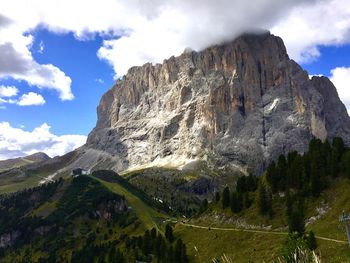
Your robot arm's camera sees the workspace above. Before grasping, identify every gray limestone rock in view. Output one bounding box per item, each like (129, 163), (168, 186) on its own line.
(84, 32), (350, 174)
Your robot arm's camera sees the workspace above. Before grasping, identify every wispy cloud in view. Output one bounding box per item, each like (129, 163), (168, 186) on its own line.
(38, 40), (44, 54)
(95, 78), (104, 84)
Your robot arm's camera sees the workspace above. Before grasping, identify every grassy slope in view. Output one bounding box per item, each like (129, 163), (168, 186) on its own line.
(90, 174), (167, 232)
(0, 174), (42, 194)
(1, 165), (350, 261)
(0, 151), (77, 195)
(174, 177), (350, 262)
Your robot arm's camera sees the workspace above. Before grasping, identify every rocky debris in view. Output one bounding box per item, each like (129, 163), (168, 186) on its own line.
(0, 231), (20, 248)
(179, 176), (218, 195)
(91, 198), (129, 220)
(84, 31), (350, 174)
(306, 202), (330, 226)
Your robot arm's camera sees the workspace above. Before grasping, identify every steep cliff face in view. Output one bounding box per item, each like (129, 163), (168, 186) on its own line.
(85, 32), (350, 173)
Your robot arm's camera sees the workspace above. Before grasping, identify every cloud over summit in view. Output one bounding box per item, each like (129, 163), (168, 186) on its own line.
(2, 0), (349, 78)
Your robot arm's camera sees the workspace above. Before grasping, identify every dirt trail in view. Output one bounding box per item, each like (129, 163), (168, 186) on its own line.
(179, 222), (348, 244)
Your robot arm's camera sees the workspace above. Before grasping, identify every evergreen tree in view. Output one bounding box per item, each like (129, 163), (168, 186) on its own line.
(246, 174), (258, 192)
(307, 231), (317, 250)
(330, 137), (345, 177)
(266, 161), (279, 193)
(222, 186), (230, 209)
(341, 151), (350, 178)
(142, 230), (151, 254)
(199, 199), (208, 213)
(230, 191), (243, 213)
(150, 227), (157, 239)
(285, 190), (292, 218)
(174, 238), (188, 263)
(243, 192), (252, 209)
(165, 224), (174, 243)
(288, 197), (305, 235)
(215, 192), (220, 202)
(236, 176), (247, 193)
(310, 169), (321, 197)
(277, 155), (287, 190)
(257, 182), (272, 215)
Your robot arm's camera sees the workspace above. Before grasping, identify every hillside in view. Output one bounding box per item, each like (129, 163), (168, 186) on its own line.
(0, 153), (50, 173)
(0, 173), (191, 263)
(1, 170), (349, 262)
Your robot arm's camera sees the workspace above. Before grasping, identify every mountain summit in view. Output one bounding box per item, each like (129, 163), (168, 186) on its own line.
(81, 32), (350, 174)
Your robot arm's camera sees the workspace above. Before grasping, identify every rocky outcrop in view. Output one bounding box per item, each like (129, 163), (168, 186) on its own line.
(0, 231), (20, 248)
(91, 198), (128, 220)
(85, 32), (350, 174)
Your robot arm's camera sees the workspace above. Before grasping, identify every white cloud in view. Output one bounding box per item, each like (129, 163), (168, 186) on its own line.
(0, 0), (349, 88)
(17, 92), (45, 106)
(272, 0), (350, 63)
(329, 67), (350, 114)
(0, 85), (18, 97)
(0, 122), (87, 160)
(0, 0), (322, 78)
(0, 26), (73, 100)
(96, 0), (316, 76)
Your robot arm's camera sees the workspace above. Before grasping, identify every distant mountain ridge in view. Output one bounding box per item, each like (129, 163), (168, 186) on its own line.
(0, 152), (50, 172)
(80, 31), (350, 174)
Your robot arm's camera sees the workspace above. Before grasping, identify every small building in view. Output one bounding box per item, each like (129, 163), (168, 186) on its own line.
(72, 168), (88, 177)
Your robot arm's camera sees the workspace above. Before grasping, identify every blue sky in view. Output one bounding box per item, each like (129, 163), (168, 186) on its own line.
(0, 0), (349, 159)
(304, 45), (350, 76)
(0, 30), (115, 135)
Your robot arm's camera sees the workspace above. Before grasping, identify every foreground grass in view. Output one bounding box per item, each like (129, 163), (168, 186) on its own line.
(175, 223), (284, 262)
(175, 222), (350, 262)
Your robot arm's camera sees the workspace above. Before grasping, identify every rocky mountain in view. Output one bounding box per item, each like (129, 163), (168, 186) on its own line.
(0, 152), (50, 173)
(79, 31), (350, 174)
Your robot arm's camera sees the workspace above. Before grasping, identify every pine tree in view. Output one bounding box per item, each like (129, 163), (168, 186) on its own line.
(199, 199), (208, 213)
(257, 182), (272, 215)
(243, 192), (252, 209)
(266, 161), (279, 193)
(175, 238), (182, 262)
(150, 227), (157, 239)
(330, 137), (345, 177)
(142, 230), (151, 254)
(215, 192), (220, 202)
(288, 197), (305, 235)
(285, 190), (292, 218)
(222, 186), (230, 209)
(310, 169), (321, 197)
(230, 191), (243, 213)
(246, 174), (258, 191)
(307, 231), (317, 250)
(341, 151), (350, 178)
(165, 224), (174, 243)
(236, 176), (247, 193)
(277, 155), (287, 190)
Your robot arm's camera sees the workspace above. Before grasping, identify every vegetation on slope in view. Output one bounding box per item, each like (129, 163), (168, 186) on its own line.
(1, 137), (350, 262)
